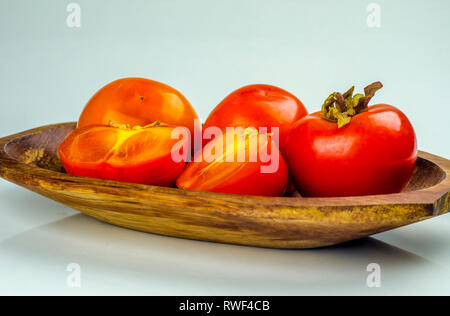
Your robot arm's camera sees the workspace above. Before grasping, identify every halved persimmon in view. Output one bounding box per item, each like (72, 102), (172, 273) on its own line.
(176, 128), (288, 196)
(58, 122), (188, 186)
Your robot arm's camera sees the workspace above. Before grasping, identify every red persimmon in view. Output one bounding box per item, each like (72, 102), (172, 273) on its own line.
(284, 82), (417, 197)
(176, 127), (288, 196)
(202, 84), (308, 153)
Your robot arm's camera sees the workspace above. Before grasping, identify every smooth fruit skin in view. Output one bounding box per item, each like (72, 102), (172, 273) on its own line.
(202, 84), (308, 153)
(58, 125), (188, 187)
(284, 104), (417, 197)
(176, 131), (288, 197)
(78, 77), (201, 149)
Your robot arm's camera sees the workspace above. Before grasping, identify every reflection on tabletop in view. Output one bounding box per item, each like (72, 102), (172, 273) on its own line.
(0, 183), (449, 295)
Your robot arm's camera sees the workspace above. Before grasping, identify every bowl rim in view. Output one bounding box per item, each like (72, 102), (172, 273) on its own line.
(0, 122), (449, 208)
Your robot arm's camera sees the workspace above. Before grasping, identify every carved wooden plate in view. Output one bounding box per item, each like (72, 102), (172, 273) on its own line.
(0, 122), (448, 248)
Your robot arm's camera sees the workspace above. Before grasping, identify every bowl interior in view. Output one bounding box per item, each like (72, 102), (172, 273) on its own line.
(4, 123), (447, 194)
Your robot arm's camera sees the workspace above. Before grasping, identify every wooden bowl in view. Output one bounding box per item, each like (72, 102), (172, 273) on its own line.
(0, 122), (449, 249)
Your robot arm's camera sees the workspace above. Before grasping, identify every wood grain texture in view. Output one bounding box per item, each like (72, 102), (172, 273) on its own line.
(0, 122), (449, 249)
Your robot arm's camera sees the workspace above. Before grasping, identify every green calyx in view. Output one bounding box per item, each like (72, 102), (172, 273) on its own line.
(321, 81), (383, 128)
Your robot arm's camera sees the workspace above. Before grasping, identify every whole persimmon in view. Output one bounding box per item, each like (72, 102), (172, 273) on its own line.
(78, 77), (201, 151)
(202, 84), (308, 153)
(284, 82), (417, 197)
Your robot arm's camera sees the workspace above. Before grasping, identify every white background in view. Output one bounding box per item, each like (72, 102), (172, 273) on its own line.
(0, 0), (449, 295)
